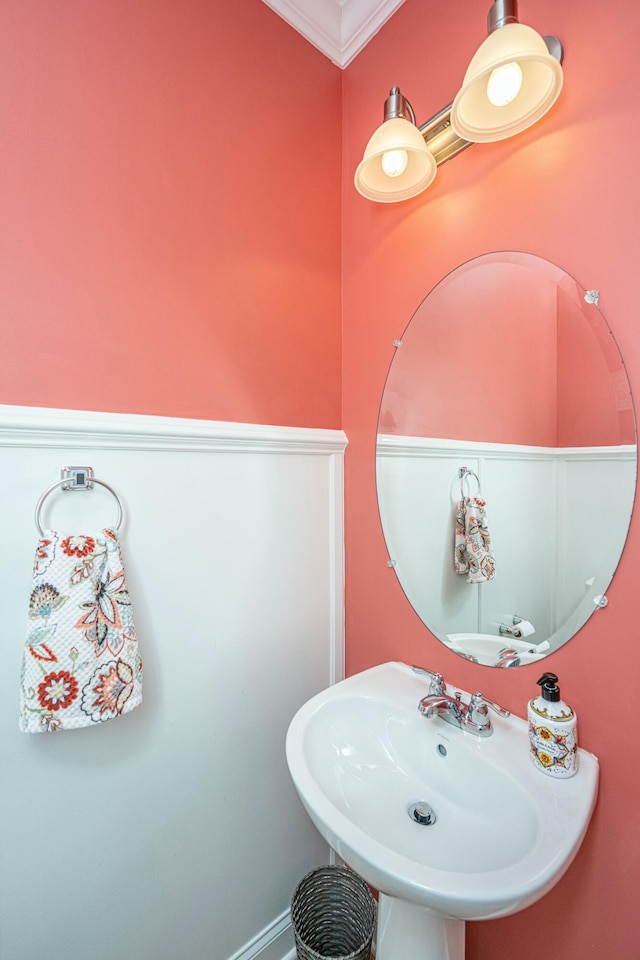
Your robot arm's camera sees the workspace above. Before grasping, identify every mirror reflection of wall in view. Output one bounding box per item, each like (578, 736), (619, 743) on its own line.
(376, 252), (636, 667)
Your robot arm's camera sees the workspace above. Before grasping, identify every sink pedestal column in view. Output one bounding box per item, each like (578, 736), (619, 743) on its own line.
(376, 894), (465, 960)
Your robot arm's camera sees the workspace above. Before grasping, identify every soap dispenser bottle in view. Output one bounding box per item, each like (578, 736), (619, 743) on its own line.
(528, 672), (578, 778)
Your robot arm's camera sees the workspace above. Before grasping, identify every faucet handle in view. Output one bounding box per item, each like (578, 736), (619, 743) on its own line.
(411, 665), (445, 695)
(483, 694), (510, 718)
(468, 691), (510, 725)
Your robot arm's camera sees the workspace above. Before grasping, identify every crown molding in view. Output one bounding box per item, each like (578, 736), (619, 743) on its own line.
(261, 0), (406, 68)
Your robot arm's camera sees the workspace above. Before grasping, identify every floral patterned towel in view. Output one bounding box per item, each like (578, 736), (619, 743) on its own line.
(454, 496), (496, 584)
(19, 528), (143, 733)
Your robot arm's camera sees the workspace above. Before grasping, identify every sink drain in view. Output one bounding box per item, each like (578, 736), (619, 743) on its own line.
(408, 801), (436, 825)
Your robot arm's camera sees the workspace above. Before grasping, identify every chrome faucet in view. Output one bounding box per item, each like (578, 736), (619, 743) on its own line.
(415, 672), (510, 738)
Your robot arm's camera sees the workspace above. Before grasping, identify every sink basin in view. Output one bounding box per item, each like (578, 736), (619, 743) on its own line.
(286, 662), (599, 960)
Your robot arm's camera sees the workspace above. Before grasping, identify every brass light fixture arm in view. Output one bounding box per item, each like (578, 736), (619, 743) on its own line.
(419, 104), (473, 167)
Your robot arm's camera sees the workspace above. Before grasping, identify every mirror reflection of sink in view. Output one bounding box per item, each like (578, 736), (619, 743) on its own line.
(445, 632), (550, 665)
(286, 662), (599, 960)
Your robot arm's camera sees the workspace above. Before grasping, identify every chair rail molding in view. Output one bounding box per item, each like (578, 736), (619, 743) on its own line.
(0, 404), (347, 456)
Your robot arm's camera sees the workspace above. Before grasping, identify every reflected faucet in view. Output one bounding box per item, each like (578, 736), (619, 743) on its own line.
(495, 647), (521, 668)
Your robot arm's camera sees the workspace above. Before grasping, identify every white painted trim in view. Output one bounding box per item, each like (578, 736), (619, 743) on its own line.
(328, 449), (346, 685)
(377, 434), (636, 461)
(262, 0), (342, 64)
(228, 909), (295, 960)
(0, 405), (348, 455)
(261, 0), (406, 67)
(340, 0), (407, 67)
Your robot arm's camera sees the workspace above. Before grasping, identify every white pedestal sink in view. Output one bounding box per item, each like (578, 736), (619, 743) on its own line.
(285, 662), (599, 960)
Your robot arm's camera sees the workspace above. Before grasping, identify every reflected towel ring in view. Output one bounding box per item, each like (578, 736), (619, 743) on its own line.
(459, 466), (481, 498)
(34, 478), (123, 536)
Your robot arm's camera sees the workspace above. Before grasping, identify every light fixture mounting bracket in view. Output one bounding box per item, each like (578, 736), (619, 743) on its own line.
(384, 86), (416, 124)
(488, 0), (519, 33)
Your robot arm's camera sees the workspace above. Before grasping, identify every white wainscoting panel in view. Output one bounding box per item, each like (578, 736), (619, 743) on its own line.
(0, 406), (347, 960)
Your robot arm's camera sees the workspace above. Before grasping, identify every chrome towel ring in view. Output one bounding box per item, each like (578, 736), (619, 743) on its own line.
(458, 466), (481, 498)
(34, 469), (123, 536)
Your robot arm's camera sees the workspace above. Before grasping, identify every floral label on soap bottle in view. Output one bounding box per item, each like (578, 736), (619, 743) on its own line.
(529, 721), (578, 777)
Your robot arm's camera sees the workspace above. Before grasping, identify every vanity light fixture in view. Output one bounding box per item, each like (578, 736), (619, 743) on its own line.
(354, 0), (563, 203)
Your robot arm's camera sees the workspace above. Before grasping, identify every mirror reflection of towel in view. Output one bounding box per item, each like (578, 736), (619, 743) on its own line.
(454, 496), (496, 583)
(19, 528), (143, 732)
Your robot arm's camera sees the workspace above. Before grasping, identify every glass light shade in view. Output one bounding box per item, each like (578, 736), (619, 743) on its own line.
(354, 117), (437, 203)
(450, 22), (563, 143)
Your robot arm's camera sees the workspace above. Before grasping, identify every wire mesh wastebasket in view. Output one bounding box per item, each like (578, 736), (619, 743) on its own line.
(291, 865), (377, 960)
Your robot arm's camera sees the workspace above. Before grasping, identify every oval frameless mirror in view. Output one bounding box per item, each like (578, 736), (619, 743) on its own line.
(376, 252), (637, 667)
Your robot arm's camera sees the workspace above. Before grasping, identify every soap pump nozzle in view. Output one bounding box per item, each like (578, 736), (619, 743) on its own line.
(536, 672), (560, 701)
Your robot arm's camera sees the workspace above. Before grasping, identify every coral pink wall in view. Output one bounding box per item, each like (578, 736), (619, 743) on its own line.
(0, 0), (342, 427)
(342, 0), (640, 956)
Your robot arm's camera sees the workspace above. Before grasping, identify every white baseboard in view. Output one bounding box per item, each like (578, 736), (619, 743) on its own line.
(228, 910), (295, 960)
